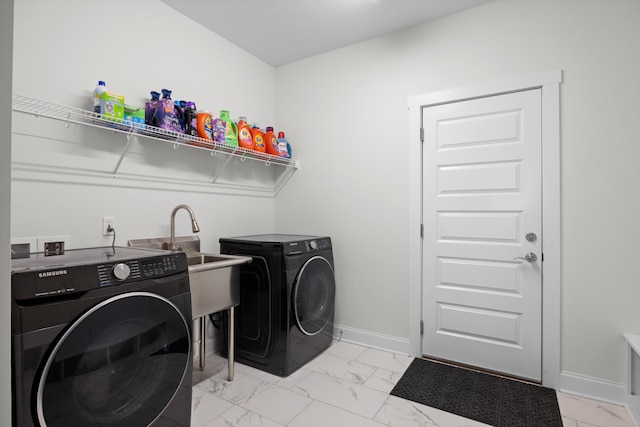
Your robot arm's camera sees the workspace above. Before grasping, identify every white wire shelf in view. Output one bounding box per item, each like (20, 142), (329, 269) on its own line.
(12, 94), (297, 167)
(11, 94), (298, 195)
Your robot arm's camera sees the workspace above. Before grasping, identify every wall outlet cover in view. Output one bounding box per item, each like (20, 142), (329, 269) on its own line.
(102, 217), (115, 236)
(37, 235), (71, 253)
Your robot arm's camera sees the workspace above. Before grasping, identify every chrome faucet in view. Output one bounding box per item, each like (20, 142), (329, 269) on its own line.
(169, 204), (200, 251)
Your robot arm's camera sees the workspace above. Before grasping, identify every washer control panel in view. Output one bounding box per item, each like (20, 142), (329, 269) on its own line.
(11, 249), (188, 302)
(306, 238), (331, 251)
(284, 237), (332, 255)
(140, 255), (180, 278)
(98, 254), (182, 287)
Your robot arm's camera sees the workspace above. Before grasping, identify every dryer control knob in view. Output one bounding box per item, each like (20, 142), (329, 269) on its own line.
(309, 240), (318, 250)
(113, 263), (131, 281)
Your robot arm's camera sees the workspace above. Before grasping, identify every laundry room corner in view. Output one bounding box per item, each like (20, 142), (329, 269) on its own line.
(274, 56), (411, 354)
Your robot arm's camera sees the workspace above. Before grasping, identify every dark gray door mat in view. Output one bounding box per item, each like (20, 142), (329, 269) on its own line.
(390, 358), (562, 427)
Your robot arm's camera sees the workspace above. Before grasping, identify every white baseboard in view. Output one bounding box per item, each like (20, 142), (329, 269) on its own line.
(329, 327), (631, 410)
(195, 319), (633, 416)
(560, 370), (627, 406)
(197, 321), (412, 359)
(333, 323), (411, 355)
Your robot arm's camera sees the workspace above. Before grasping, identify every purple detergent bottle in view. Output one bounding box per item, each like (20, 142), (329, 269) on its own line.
(176, 100), (187, 133)
(145, 91), (160, 126)
(184, 102), (198, 137)
(154, 89), (184, 133)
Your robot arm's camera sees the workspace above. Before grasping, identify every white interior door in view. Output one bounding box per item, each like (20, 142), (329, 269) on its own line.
(421, 89), (542, 381)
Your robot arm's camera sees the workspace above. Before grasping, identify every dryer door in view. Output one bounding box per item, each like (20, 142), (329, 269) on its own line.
(35, 292), (190, 427)
(293, 256), (336, 336)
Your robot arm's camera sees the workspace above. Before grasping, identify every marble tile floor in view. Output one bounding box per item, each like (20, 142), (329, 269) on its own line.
(191, 341), (636, 427)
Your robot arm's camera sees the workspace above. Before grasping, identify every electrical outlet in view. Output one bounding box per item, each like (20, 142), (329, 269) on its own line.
(102, 217), (115, 236)
(44, 241), (65, 256)
(36, 235), (71, 252)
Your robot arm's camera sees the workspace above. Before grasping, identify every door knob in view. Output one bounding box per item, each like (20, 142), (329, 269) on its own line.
(514, 253), (537, 262)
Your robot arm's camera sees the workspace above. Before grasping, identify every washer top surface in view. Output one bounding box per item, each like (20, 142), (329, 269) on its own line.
(11, 246), (170, 273)
(220, 234), (326, 244)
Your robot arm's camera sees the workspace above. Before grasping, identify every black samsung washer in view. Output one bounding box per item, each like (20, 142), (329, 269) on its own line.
(11, 246), (192, 427)
(220, 234), (335, 377)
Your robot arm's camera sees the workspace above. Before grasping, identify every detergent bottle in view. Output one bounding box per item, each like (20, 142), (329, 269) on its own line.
(219, 110), (238, 147)
(276, 131), (292, 158)
(183, 102), (198, 137)
(176, 100), (187, 132)
(196, 112), (214, 147)
(92, 80), (106, 114)
(145, 91), (160, 126)
(264, 126), (279, 156)
(251, 124), (266, 154)
(236, 116), (254, 150)
(154, 89), (184, 133)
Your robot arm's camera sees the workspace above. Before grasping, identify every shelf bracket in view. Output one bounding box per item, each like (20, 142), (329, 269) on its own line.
(273, 162), (298, 195)
(211, 155), (234, 184)
(112, 130), (136, 177)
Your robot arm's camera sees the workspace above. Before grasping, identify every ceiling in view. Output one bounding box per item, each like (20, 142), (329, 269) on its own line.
(160, 0), (492, 67)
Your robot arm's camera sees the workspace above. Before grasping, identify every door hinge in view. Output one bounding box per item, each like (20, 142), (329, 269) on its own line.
(420, 320), (424, 335)
(420, 127), (424, 143)
(420, 224), (424, 238)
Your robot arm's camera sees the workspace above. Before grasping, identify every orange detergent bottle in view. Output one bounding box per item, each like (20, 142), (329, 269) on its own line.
(265, 126), (279, 156)
(237, 116), (254, 150)
(196, 112), (214, 141)
(251, 124), (266, 153)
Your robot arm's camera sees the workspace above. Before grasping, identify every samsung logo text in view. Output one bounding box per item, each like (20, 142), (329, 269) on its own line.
(39, 269), (68, 278)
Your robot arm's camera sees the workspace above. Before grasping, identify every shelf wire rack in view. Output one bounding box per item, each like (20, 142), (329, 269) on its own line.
(11, 94), (298, 169)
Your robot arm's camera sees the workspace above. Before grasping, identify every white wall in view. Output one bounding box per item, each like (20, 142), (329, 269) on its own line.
(275, 0), (640, 400)
(10, 1), (279, 418)
(1, 0), (13, 424)
(12, 0), (279, 250)
(10, 0), (640, 410)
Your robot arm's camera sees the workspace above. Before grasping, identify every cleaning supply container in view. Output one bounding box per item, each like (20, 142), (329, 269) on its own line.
(92, 81), (105, 114)
(276, 132), (292, 158)
(154, 89), (184, 133)
(251, 124), (266, 154)
(145, 91), (160, 126)
(265, 127), (279, 156)
(196, 112), (214, 141)
(184, 102), (198, 137)
(219, 110), (238, 147)
(237, 116), (254, 150)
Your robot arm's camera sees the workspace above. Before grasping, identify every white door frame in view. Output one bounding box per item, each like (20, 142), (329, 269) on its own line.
(408, 70), (562, 389)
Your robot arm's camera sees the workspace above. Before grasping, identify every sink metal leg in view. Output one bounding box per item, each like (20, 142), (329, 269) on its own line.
(228, 306), (234, 381)
(194, 311), (234, 380)
(199, 316), (206, 371)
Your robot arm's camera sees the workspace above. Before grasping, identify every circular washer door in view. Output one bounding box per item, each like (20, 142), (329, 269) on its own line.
(293, 256), (335, 336)
(36, 292), (191, 427)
